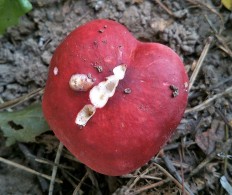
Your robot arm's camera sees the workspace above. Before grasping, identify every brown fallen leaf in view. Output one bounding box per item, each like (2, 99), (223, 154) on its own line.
(195, 120), (224, 155)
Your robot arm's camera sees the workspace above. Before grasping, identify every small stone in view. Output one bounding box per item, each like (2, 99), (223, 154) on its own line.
(41, 51), (51, 65)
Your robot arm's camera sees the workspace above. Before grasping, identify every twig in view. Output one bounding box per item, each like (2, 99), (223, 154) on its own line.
(187, 150), (217, 179)
(154, 0), (175, 17)
(63, 169), (95, 190)
(210, 76), (232, 90)
(0, 88), (44, 111)
(186, 0), (224, 33)
(62, 151), (81, 163)
(185, 86), (232, 113)
(35, 157), (74, 170)
(220, 117), (230, 195)
(187, 139), (232, 179)
(179, 145), (186, 195)
(160, 151), (194, 195)
(121, 174), (162, 181)
(86, 167), (101, 191)
(215, 34), (232, 57)
(48, 142), (64, 195)
(205, 13), (232, 58)
(188, 36), (213, 90)
(18, 143), (48, 191)
(154, 163), (191, 195)
(61, 169), (77, 188)
(154, 0), (187, 18)
(133, 178), (170, 194)
(204, 14), (218, 34)
(216, 109), (232, 129)
(223, 125), (229, 175)
(164, 140), (195, 151)
(0, 97), (13, 112)
(160, 152), (182, 183)
(0, 156), (62, 183)
(127, 166), (157, 190)
(73, 171), (89, 195)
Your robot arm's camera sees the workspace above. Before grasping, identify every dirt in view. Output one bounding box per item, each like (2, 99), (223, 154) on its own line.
(0, 0), (232, 194)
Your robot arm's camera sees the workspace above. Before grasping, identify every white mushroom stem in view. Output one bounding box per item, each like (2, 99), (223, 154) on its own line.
(75, 64), (127, 126)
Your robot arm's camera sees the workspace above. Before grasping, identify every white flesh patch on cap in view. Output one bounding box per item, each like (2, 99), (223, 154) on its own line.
(113, 64), (126, 80)
(69, 74), (94, 91)
(75, 104), (96, 126)
(75, 64), (127, 126)
(89, 76), (119, 108)
(90, 64), (127, 108)
(53, 67), (58, 75)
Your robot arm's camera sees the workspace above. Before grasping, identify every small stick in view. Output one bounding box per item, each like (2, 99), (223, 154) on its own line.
(188, 36), (213, 90)
(154, 0), (175, 17)
(0, 97), (13, 112)
(128, 167), (153, 190)
(187, 151), (217, 179)
(18, 143), (48, 191)
(0, 88), (44, 111)
(48, 142), (64, 195)
(0, 156), (62, 183)
(186, 0), (224, 33)
(205, 13), (232, 57)
(164, 140), (195, 151)
(179, 145), (186, 195)
(187, 139), (232, 179)
(210, 76), (232, 90)
(216, 109), (232, 129)
(160, 151), (194, 195)
(61, 169), (77, 188)
(185, 86), (232, 113)
(35, 158), (74, 170)
(154, 163), (191, 195)
(73, 171), (89, 195)
(154, 0), (188, 18)
(133, 178), (170, 194)
(215, 34), (232, 57)
(121, 174), (162, 181)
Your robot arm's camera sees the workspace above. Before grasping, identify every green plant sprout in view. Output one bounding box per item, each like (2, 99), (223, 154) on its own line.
(0, 0), (32, 35)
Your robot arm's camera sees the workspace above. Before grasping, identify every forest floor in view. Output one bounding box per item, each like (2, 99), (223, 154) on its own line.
(0, 0), (232, 194)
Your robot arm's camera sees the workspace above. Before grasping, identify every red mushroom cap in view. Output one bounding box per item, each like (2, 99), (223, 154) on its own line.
(42, 19), (189, 176)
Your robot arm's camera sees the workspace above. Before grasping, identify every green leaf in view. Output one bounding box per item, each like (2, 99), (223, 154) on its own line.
(222, 0), (232, 10)
(0, 104), (50, 146)
(0, 0), (32, 35)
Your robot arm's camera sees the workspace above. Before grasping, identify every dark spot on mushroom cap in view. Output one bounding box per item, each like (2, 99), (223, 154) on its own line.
(124, 88), (131, 94)
(170, 85), (179, 97)
(94, 65), (103, 73)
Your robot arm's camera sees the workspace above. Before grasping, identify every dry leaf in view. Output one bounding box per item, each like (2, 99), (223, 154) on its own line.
(222, 0), (232, 10)
(195, 120), (224, 154)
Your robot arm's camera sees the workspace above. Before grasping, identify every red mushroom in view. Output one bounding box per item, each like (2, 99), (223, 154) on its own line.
(42, 19), (189, 176)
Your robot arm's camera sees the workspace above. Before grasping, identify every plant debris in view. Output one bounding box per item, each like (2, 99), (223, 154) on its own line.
(0, 0), (232, 194)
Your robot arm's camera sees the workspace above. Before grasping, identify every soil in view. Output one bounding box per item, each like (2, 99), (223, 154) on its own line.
(0, 0), (232, 194)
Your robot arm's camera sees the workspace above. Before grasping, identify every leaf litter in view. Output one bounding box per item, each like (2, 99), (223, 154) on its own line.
(0, 0), (232, 194)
